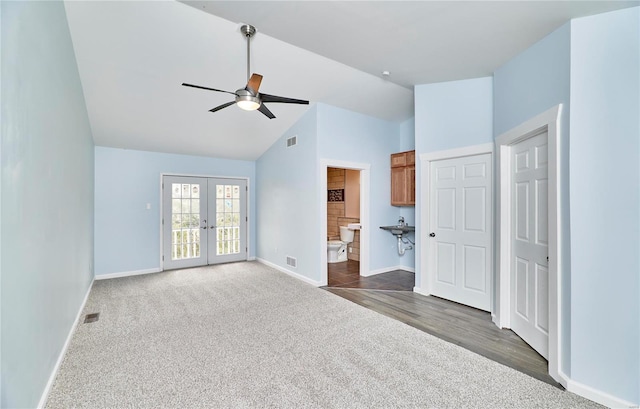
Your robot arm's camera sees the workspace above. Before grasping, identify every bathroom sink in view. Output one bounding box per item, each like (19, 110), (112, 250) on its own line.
(380, 225), (415, 236)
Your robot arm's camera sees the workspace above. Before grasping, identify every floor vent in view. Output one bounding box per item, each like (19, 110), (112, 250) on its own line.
(286, 135), (297, 147)
(83, 313), (100, 324)
(286, 256), (297, 268)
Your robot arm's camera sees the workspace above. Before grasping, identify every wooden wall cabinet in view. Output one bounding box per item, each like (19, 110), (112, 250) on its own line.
(390, 150), (415, 206)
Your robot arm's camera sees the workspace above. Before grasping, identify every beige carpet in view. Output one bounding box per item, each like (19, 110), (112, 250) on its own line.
(46, 261), (600, 408)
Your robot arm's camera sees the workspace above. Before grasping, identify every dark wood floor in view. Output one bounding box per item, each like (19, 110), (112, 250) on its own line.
(323, 261), (559, 388)
(327, 260), (414, 290)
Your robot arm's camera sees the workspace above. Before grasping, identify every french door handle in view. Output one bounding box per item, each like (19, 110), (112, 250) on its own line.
(209, 226), (216, 229)
(429, 232), (436, 237)
(201, 226), (207, 230)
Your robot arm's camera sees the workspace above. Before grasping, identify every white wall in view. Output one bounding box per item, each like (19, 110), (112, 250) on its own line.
(94, 147), (256, 276)
(1, 2), (95, 407)
(569, 7), (639, 405)
(414, 77), (494, 288)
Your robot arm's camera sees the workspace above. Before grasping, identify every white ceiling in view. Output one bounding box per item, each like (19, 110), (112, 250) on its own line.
(65, 1), (638, 161)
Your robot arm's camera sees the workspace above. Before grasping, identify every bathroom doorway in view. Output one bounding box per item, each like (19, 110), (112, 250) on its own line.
(326, 167), (361, 285)
(319, 160), (370, 287)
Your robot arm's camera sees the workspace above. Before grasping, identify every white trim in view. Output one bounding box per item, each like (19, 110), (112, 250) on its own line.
(413, 286), (428, 296)
(94, 268), (161, 280)
(256, 258), (323, 287)
(247, 256), (256, 261)
(495, 104), (563, 385)
(419, 142), (495, 302)
(319, 159), (371, 286)
(564, 375), (638, 409)
(38, 279), (94, 409)
(363, 265), (415, 277)
(420, 142), (494, 162)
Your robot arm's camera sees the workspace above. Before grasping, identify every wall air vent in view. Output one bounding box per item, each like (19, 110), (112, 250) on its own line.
(286, 256), (297, 268)
(286, 135), (297, 147)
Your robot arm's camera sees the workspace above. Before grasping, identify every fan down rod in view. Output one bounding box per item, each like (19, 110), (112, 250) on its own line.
(241, 24), (256, 83)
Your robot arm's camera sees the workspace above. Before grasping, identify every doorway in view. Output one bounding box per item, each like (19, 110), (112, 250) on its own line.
(326, 167), (361, 283)
(162, 175), (247, 270)
(319, 160), (370, 286)
(495, 105), (563, 385)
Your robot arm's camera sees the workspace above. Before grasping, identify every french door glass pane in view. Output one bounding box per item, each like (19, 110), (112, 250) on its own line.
(171, 183), (201, 260)
(215, 184), (241, 255)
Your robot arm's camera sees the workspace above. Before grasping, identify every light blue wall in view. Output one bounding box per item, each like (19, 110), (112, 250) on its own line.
(317, 104), (411, 271)
(415, 78), (493, 153)
(569, 8), (639, 404)
(256, 106), (320, 280)
(400, 117), (416, 152)
(493, 22), (572, 374)
(256, 103), (411, 280)
(94, 147), (256, 276)
(399, 117), (416, 268)
(414, 77), (494, 287)
(1, 2), (95, 407)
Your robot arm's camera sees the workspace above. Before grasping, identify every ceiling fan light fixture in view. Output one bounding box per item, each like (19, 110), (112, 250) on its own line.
(235, 92), (261, 111)
(236, 98), (260, 111)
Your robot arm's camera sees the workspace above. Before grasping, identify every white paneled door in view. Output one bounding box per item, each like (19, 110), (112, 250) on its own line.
(429, 153), (492, 311)
(162, 176), (247, 270)
(510, 132), (549, 359)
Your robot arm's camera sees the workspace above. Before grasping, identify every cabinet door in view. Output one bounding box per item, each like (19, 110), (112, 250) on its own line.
(407, 166), (416, 204)
(407, 151), (416, 166)
(391, 152), (407, 168)
(391, 166), (407, 205)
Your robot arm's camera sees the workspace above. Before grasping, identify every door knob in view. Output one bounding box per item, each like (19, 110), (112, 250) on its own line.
(201, 226), (207, 230)
(429, 232), (436, 237)
(210, 226), (216, 229)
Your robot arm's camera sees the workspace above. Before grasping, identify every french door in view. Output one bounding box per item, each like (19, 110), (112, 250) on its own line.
(162, 176), (247, 270)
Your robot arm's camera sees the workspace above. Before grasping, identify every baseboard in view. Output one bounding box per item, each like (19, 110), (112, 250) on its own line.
(256, 258), (323, 287)
(95, 267), (161, 280)
(413, 286), (429, 296)
(247, 256), (256, 261)
(362, 265), (415, 277)
(37, 278), (94, 409)
(564, 375), (637, 409)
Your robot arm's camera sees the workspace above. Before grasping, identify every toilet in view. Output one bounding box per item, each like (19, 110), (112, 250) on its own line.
(327, 226), (355, 263)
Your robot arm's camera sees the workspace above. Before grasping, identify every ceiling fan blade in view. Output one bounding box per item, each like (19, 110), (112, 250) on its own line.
(258, 103), (275, 119)
(245, 73), (263, 95)
(182, 83), (237, 96)
(209, 101), (236, 113)
(260, 93), (309, 105)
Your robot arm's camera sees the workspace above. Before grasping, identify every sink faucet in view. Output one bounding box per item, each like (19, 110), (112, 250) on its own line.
(398, 216), (405, 226)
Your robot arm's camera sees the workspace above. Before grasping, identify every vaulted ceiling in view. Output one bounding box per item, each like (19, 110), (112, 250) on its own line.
(64, 1), (637, 160)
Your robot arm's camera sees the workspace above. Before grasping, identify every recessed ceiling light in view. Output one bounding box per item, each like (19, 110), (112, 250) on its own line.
(382, 70), (390, 77)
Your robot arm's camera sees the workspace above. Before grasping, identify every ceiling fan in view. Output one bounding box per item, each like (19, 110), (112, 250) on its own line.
(182, 24), (309, 119)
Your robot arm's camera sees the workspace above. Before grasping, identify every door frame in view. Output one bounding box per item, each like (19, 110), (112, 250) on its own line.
(319, 159), (370, 286)
(494, 104), (563, 386)
(160, 173), (251, 271)
(418, 142), (494, 298)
